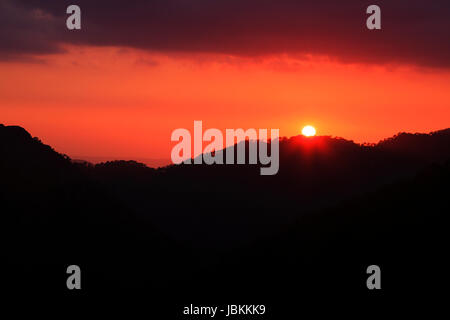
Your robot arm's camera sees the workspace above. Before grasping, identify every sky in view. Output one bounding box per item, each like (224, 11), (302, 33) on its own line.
(1, 0), (449, 166)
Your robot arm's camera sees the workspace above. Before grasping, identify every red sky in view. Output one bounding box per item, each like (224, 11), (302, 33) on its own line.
(0, 47), (450, 166)
(1, 45), (450, 166)
(1, 1), (449, 166)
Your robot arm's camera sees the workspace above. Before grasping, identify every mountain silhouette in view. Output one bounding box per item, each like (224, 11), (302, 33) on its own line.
(2, 124), (449, 312)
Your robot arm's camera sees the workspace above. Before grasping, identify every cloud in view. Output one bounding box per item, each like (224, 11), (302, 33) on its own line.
(0, 1), (65, 60)
(2, 0), (450, 68)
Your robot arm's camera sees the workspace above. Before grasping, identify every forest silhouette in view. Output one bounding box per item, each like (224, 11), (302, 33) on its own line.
(1, 124), (449, 314)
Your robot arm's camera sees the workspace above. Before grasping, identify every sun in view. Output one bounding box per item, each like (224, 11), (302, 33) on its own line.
(302, 125), (316, 137)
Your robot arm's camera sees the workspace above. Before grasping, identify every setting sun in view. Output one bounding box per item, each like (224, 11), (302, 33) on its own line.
(302, 125), (316, 137)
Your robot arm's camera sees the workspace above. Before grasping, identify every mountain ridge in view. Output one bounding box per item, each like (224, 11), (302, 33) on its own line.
(2, 123), (449, 303)
(2, 123), (450, 170)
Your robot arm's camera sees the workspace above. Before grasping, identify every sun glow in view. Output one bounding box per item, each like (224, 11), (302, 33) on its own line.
(302, 125), (316, 137)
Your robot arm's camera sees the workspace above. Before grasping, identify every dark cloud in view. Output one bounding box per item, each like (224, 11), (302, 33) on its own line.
(2, 0), (449, 67)
(0, 0), (64, 60)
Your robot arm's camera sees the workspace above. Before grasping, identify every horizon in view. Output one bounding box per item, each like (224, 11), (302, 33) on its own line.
(2, 122), (448, 168)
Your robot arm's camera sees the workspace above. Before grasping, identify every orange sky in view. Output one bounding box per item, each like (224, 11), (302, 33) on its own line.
(1, 46), (449, 166)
